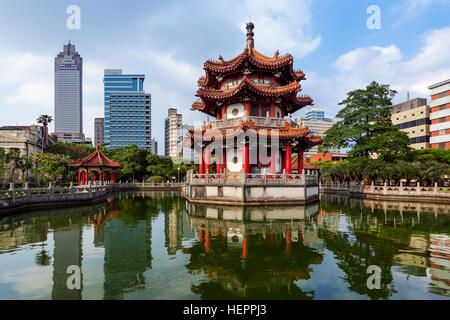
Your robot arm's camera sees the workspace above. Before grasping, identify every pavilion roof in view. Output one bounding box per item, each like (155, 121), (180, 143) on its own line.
(199, 48), (305, 87)
(182, 120), (322, 147)
(292, 157), (319, 170)
(69, 146), (123, 168)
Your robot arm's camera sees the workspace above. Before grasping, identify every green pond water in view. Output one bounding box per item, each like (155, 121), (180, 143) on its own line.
(0, 192), (449, 300)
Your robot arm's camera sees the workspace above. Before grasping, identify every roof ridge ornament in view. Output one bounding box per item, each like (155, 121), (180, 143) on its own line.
(246, 22), (255, 51)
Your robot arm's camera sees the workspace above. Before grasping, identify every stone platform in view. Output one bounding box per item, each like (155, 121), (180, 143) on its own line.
(184, 169), (319, 206)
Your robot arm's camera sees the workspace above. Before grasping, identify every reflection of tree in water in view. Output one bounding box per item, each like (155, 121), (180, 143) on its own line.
(102, 192), (184, 299)
(318, 229), (402, 299)
(186, 232), (323, 300)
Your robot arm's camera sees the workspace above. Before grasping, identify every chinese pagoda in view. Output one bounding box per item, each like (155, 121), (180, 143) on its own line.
(69, 146), (122, 185)
(184, 22), (322, 205)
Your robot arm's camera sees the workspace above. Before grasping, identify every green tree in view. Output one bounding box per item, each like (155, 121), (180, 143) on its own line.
(112, 145), (147, 181)
(18, 155), (34, 182)
(45, 142), (94, 160)
(321, 81), (411, 161)
(32, 153), (71, 184)
(37, 115), (53, 146)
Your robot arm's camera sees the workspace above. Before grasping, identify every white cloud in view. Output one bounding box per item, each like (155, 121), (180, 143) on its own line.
(306, 27), (450, 118)
(226, 0), (321, 58)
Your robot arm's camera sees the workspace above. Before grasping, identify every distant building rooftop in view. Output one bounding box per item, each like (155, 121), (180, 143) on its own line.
(428, 79), (450, 89)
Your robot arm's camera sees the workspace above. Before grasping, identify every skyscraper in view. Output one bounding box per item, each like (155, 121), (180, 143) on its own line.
(429, 79), (450, 149)
(103, 69), (151, 150)
(295, 107), (337, 161)
(94, 118), (105, 147)
(54, 42), (84, 143)
(164, 108), (182, 158)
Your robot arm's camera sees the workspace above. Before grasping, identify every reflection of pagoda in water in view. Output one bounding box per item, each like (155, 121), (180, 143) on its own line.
(184, 203), (323, 299)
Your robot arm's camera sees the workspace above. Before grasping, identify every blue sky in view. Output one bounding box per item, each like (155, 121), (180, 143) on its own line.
(0, 0), (449, 154)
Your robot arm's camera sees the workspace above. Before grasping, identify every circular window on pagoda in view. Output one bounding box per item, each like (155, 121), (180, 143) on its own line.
(232, 108), (239, 116)
(232, 156), (239, 164)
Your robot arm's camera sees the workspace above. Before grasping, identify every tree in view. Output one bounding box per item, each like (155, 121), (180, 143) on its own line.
(321, 81), (411, 161)
(6, 149), (22, 182)
(45, 142), (94, 160)
(32, 153), (71, 184)
(112, 145), (147, 181)
(18, 155), (34, 182)
(37, 115), (53, 146)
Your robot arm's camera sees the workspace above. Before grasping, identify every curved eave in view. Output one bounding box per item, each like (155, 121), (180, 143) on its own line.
(197, 78), (300, 100)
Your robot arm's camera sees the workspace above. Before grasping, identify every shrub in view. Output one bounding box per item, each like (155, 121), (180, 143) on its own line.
(147, 176), (164, 183)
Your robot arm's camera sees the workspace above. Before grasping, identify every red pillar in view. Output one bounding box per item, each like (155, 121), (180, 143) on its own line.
(242, 235), (249, 260)
(269, 102), (275, 118)
(205, 231), (210, 254)
(78, 170), (81, 186)
(205, 145), (211, 174)
(244, 101), (251, 116)
(286, 227), (292, 261)
(222, 149), (227, 173)
(199, 146), (204, 176)
(93, 173), (96, 182)
(99, 170), (103, 182)
(243, 143), (249, 173)
(222, 104), (227, 119)
(298, 150), (304, 174)
(286, 141), (292, 174)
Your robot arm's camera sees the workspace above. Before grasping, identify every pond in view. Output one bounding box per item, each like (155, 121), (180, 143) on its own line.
(0, 192), (448, 300)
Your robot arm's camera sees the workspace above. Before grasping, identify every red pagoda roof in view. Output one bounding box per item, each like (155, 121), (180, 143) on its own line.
(69, 146), (123, 168)
(182, 120), (322, 147)
(292, 157), (319, 170)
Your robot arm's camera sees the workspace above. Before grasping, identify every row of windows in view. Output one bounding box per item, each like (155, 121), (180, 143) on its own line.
(410, 136), (430, 144)
(396, 118), (430, 129)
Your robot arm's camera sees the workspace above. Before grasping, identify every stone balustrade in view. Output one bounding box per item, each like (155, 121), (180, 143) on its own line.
(0, 181), (183, 213)
(187, 169), (319, 187)
(209, 116), (288, 129)
(320, 182), (450, 203)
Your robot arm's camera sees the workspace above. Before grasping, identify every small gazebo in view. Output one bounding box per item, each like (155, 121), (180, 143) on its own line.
(69, 146), (123, 185)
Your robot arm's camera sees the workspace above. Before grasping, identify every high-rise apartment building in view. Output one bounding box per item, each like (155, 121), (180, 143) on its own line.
(54, 42), (84, 143)
(306, 107), (325, 121)
(295, 107), (337, 161)
(391, 98), (430, 150)
(165, 108), (183, 158)
(94, 118), (105, 147)
(150, 138), (158, 155)
(429, 79), (450, 149)
(103, 69), (151, 150)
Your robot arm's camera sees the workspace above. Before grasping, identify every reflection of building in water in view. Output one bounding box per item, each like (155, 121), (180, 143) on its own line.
(428, 234), (450, 296)
(394, 234), (428, 277)
(103, 218), (152, 300)
(165, 210), (183, 255)
(52, 226), (83, 300)
(320, 193), (450, 297)
(184, 203), (323, 299)
(0, 217), (48, 250)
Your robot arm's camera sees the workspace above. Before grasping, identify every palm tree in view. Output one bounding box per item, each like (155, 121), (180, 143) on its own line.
(37, 115), (53, 146)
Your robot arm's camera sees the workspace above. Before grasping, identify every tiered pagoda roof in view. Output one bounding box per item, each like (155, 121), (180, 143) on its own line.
(183, 120), (322, 147)
(192, 22), (313, 117)
(69, 146), (123, 168)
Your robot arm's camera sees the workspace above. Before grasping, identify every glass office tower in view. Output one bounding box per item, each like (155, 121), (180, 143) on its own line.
(104, 69), (151, 150)
(54, 42), (84, 142)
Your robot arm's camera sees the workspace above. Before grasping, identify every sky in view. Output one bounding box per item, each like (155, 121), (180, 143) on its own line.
(0, 0), (449, 155)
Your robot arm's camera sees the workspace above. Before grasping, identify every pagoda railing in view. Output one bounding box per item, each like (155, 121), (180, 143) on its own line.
(210, 116), (288, 129)
(186, 169), (318, 186)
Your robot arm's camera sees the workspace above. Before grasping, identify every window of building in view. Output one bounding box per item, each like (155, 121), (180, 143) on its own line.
(440, 117), (446, 123)
(439, 92), (446, 98)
